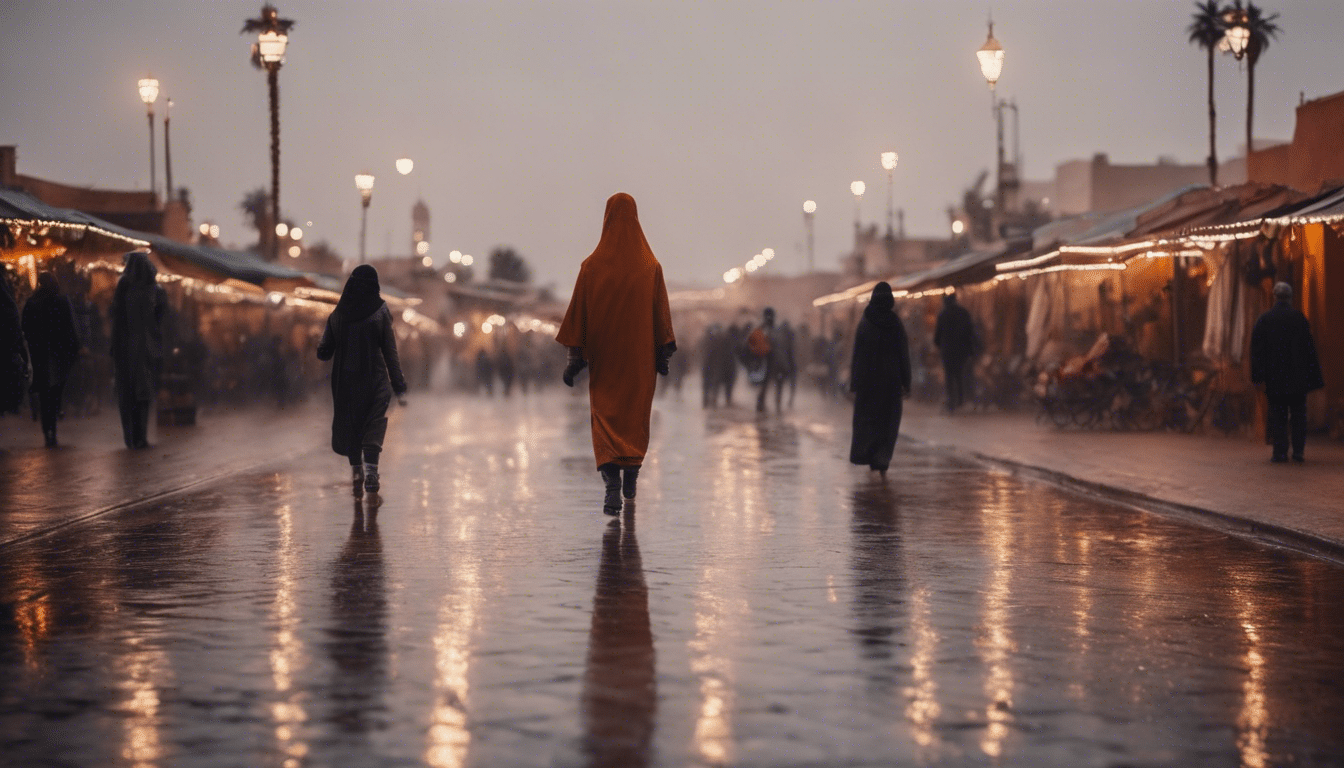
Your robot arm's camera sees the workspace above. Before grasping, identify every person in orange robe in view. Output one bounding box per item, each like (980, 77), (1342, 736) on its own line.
(557, 193), (677, 515)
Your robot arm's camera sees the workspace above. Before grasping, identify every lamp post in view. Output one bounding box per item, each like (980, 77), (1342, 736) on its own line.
(137, 78), (159, 198)
(802, 200), (816, 273)
(243, 4), (295, 260)
(163, 98), (174, 202)
(850, 181), (865, 234)
(880, 151), (898, 236)
(976, 19), (1019, 223)
(355, 172), (375, 264)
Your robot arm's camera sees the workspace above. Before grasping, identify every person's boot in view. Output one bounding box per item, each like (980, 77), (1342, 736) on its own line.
(351, 464), (364, 495)
(600, 465), (622, 515)
(364, 462), (380, 494)
(622, 466), (639, 500)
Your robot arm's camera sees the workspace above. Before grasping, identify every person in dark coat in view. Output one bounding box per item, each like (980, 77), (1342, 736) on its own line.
(849, 282), (911, 479)
(0, 272), (28, 416)
(22, 272), (81, 447)
(317, 265), (408, 496)
(111, 251), (167, 449)
(1250, 282), (1324, 463)
(933, 290), (977, 412)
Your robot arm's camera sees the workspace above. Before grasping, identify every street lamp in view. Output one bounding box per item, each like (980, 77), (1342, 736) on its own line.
(163, 98), (174, 202)
(881, 151), (898, 235)
(850, 181), (865, 233)
(396, 157), (414, 175)
(242, 3), (295, 260)
(137, 78), (159, 197)
(977, 20), (1004, 89)
(1221, 6), (1251, 60)
(802, 200), (816, 274)
(355, 172), (374, 263)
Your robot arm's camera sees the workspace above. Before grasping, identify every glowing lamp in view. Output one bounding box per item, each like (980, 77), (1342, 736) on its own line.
(354, 172), (375, 203)
(422, 255), (433, 267)
(449, 250), (462, 263)
(289, 226), (302, 240)
(881, 151), (898, 171)
(288, 245), (301, 257)
(275, 222), (289, 237)
(977, 21), (1004, 88)
(461, 254), (474, 266)
(803, 200), (816, 214)
(416, 240), (430, 256)
(138, 78), (160, 107)
(256, 30), (288, 64)
(851, 181), (865, 197)
(396, 157), (414, 175)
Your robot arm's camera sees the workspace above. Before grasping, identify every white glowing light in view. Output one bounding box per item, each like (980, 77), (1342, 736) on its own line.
(449, 250), (462, 263)
(481, 322), (493, 334)
(354, 173), (375, 194)
(402, 309), (416, 323)
(416, 240), (430, 256)
(396, 157), (414, 175)
(422, 255), (433, 267)
(952, 220), (965, 235)
(256, 31), (288, 64)
(209, 225), (220, 239)
(445, 272), (457, 283)
(977, 21), (1004, 88)
(762, 248), (775, 260)
(275, 222), (289, 237)
(137, 78), (160, 106)
(199, 223), (210, 236)
(803, 200), (816, 214)
(851, 181), (866, 197)
(881, 151), (898, 171)
(461, 255), (474, 266)
(453, 322), (466, 337)
(288, 245), (301, 258)
(289, 227), (303, 240)
(488, 314), (506, 326)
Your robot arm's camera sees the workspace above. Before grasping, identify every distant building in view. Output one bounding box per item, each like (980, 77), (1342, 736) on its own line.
(840, 225), (959, 280)
(0, 145), (192, 243)
(1050, 153), (1247, 216)
(1249, 89), (1344, 193)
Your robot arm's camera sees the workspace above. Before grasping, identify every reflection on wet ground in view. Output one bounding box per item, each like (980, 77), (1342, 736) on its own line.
(1, 391), (1343, 766)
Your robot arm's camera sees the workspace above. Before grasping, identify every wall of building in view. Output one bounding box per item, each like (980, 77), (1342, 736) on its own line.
(1248, 90), (1344, 193)
(1052, 153), (1247, 216)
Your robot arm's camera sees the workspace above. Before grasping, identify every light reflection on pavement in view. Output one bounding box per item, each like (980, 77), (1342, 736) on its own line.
(1, 390), (1343, 767)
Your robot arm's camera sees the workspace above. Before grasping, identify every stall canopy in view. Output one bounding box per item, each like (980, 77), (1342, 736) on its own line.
(0, 186), (149, 250)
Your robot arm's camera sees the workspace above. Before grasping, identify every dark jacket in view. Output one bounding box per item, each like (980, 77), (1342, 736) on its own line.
(1250, 301), (1324, 398)
(934, 301), (977, 364)
(22, 285), (81, 388)
(0, 277), (27, 412)
(850, 290), (912, 469)
(111, 255), (168, 401)
(317, 303), (407, 457)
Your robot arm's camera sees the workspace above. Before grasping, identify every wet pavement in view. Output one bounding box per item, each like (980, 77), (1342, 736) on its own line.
(2, 390), (1344, 767)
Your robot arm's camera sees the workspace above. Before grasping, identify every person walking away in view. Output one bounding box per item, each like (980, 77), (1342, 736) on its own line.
(558, 193), (676, 515)
(750, 308), (779, 412)
(850, 282), (911, 479)
(111, 251), (166, 449)
(1, 272), (29, 417)
(21, 272), (81, 447)
(778, 319), (798, 409)
(1250, 282), (1324, 463)
(317, 265), (408, 495)
(934, 291), (977, 412)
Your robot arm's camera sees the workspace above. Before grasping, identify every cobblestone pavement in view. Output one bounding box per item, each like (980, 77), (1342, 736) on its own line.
(2, 391), (1343, 767)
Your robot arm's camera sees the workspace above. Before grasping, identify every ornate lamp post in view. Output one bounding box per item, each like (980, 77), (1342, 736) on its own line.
(1221, 6), (1251, 60)
(850, 181), (865, 234)
(243, 4), (295, 260)
(880, 151), (898, 236)
(137, 78), (159, 198)
(976, 21), (1004, 89)
(802, 200), (816, 273)
(355, 172), (375, 264)
(163, 98), (174, 202)
(976, 19), (1019, 223)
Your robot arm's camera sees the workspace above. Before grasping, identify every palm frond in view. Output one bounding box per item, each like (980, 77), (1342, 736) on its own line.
(1186, 0), (1225, 48)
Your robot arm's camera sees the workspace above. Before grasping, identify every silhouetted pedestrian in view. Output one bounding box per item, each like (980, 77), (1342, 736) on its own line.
(474, 349), (495, 395)
(0, 272), (28, 416)
(111, 251), (166, 449)
(558, 193), (676, 515)
(1251, 282), (1324, 463)
(21, 272), (81, 447)
(934, 291), (977, 412)
(317, 265), (408, 496)
(849, 282), (911, 479)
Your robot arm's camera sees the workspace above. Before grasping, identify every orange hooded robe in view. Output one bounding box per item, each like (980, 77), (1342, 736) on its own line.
(557, 193), (676, 469)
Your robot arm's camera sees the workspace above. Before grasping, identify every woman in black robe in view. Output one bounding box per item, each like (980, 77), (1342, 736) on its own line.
(22, 272), (81, 447)
(317, 266), (407, 496)
(849, 282), (911, 478)
(111, 251), (167, 449)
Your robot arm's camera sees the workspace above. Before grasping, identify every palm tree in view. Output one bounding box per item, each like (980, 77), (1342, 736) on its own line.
(1241, 1), (1281, 160)
(1187, 1), (1224, 186)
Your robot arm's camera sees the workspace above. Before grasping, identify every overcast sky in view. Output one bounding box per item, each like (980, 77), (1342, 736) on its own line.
(3, 1), (1341, 290)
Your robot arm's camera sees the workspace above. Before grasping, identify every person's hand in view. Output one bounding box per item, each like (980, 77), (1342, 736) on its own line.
(563, 358), (587, 387)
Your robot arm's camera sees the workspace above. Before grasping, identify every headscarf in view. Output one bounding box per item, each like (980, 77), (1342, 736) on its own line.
(121, 251), (157, 287)
(335, 264), (384, 323)
(587, 193), (657, 269)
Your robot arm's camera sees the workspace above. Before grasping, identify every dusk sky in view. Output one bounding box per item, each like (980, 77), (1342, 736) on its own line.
(3, 1), (1341, 291)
